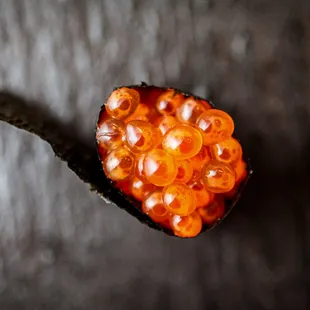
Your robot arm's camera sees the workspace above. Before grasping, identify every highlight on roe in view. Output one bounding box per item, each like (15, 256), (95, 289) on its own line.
(162, 125), (203, 160)
(170, 211), (203, 238)
(196, 109), (234, 145)
(163, 183), (196, 216)
(96, 85), (249, 238)
(125, 120), (161, 154)
(176, 97), (209, 125)
(96, 118), (125, 150)
(143, 149), (178, 186)
(105, 87), (140, 120)
(142, 191), (170, 223)
(103, 146), (135, 181)
(156, 89), (183, 115)
(202, 161), (236, 193)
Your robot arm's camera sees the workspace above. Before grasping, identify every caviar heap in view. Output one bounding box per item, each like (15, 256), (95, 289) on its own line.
(96, 86), (248, 238)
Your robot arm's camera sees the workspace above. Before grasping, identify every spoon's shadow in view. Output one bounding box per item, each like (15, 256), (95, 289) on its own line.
(0, 91), (162, 231)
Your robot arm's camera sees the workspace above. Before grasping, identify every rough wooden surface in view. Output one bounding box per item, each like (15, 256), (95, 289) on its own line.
(0, 0), (310, 309)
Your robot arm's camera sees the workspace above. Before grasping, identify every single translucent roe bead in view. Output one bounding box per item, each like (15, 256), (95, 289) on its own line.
(163, 183), (196, 216)
(233, 159), (247, 183)
(176, 97), (208, 124)
(188, 180), (214, 208)
(96, 118), (125, 150)
(131, 177), (157, 201)
(210, 137), (242, 165)
(175, 160), (193, 183)
(156, 89), (183, 115)
(196, 109), (234, 145)
(189, 146), (211, 170)
(162, 125), (203, 160)
(170, 211), (202, 238)
(155, 115), (179, 135)
(105, 87), (140, 120)
(125, 103), (149, 123)
(125, 120), (161, 154)
(202, 161), (236, 193)
(103, 146), (135, 181)
(143, 149), (178, 186)
(197, 197), (225, 225)
(142, 190), (169, 223)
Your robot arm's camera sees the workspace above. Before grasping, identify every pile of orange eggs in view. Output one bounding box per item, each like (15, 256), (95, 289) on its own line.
(96, 86), (247, 238)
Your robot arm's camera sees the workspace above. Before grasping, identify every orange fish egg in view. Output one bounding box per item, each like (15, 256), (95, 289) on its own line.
(135, 154), (150, 184)
(197, 197), (225, 225)
(142, 190), (170, 223)
(210, 138), (242, 165)
(232, 159), (247, 183)
(187, 169), (201, 185)
(199, 99), (212, 109)
(162, 125), (203, 160)
(170, 211), (202, 238)
(96, 118), (125, 150)
(189, 146), (211, 170)
(103, 146), (135, 181)
(196, 109), (234, 145)
(202, 161), (236, 193)
(156, 89), (183, 115)
(125, 120), (161, 154)
(188, 180), (214, 208)
(125, 103), (149, 123)
(155, 115), (179, 135)
(176, 97), (208, 124)
(105, 87), (140, 120)
(174, 160), (194, 183)
(143, 149), (178, 186)
(131, 177), (157, 201)
(162, 183), (196, 216)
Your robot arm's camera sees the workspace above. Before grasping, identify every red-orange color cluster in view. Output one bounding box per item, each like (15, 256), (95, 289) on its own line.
(96, 87), (247, 238)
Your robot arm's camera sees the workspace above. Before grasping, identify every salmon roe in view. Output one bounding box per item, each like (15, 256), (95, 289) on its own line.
(188, 180), (214, 208)
(198, 197), (225, 225)
(125, 103), (149, 123)
(202, 161), (236, 193)
(196, 109), (234, 145)
(210, 138), (242, 165)
(142, 191), (169, 223)
(233, 159), (247, 183)
(131, 177), (157, 201)
(105, 87), (140, 120)
(126, 120), (161, 154)
(163, 183), (196, 216)
(189, 146), (211, 170)
(176, 97), (208, 124)
(175, 160), (194, 183)
(96, 118), (125, 150)
(162, 125), (203, 160)
(96, 86), (248, 238)
(170, 211), (202, 238)
(143, 149), (178, 186)
(156, 89), (183, 115)
(103, 146), (135, 181)
(155, 115), (179, 135)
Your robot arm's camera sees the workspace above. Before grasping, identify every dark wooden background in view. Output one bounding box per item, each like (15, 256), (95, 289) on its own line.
(0, 0), (310, 309)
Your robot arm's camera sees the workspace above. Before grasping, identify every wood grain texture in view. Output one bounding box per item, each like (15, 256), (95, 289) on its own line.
(0, 0), (310, 309)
